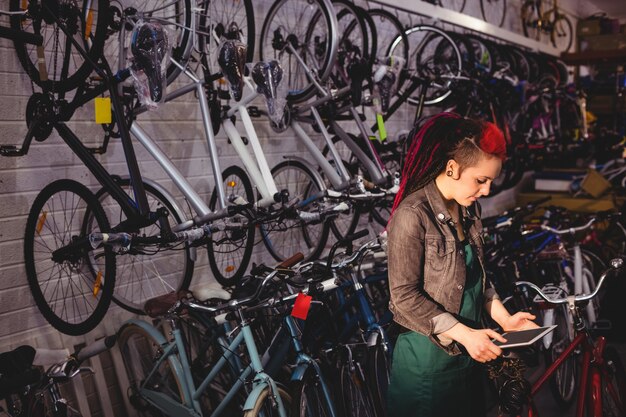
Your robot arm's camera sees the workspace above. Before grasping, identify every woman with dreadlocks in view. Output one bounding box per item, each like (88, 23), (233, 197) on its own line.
(386, 113), (537, 417)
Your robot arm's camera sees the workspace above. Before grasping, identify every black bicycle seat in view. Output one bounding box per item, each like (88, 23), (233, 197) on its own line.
(0, 346), (41, 398)
(131, 22), (169, 102)
(251, 60), (283, 115)
(218, 40), (248, 101)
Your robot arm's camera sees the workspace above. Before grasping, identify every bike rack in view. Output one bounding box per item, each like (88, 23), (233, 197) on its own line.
(370, 0), (562, 56)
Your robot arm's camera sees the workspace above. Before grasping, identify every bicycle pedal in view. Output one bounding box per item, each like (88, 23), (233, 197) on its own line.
(0, 145), (24, 157)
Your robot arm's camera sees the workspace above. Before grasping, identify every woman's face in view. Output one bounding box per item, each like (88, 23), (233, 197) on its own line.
(452, 155), (502, 207)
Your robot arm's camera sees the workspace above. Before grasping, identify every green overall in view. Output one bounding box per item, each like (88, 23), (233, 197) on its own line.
(387, 242), (485, 417)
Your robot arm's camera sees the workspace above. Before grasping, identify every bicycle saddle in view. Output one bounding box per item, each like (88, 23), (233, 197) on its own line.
(218, 40), (247, 101)
(0, 346), (41, 397)
(131, 22), (169, 102)
(251, 60), (283, 116)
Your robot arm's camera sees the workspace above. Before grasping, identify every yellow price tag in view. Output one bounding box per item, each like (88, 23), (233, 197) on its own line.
(376, 114), (387, 142)
(95, 97), (112, 124)
(93, 270), (103, 297)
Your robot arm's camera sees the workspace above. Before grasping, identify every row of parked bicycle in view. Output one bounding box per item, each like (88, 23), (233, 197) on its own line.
(0, 0), (605, 341)
(2, 201), (626, 416)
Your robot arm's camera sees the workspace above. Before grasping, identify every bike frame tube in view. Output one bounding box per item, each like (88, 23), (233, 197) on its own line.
(310, 107), (353, 182)
(130, 123), (212, 218)
(55, 122), (142, 221)
(329, 120), (386, 185)
(290, 120), (349, 190)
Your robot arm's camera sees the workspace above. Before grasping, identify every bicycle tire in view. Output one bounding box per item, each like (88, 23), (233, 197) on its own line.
(521, 0), (542, 41)
(551, 14), (573, 53)
(263, 160), (330, 262)
(394, 25), (462, 106)
(320, 135), (365, 239)
(367, 9), (409, 90)
(546, 302), (577, 407)
(102, 0), (193, 87)
(480, 0), (507, 27)
(117, 322), (187, 417)
(597, 346), (626, 417)
(208, 165), (255, 287)
(24, 179), (115, 336)
(259, 0), (338, 103)
(10, 0), (109, 92)
(198, 0), (255, 93)
(290, 369), (335, 417)
(366, 339), (391, 417)
(338, 360), (376, 417)
(93, 178), (194, 314)
(243, 385), (292, 417)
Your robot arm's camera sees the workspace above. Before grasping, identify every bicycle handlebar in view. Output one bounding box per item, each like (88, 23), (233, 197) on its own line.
(516, 258), (624, 305)
(540, 218), (596, 235)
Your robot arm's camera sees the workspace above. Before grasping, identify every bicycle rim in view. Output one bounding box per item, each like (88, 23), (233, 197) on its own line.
(548, 303), (577, 406)
(339, 362), (375, 417)
(24, 179), (115, 335)
(10, 0), (109, 92)
(399, 25), (462, 106)
(93, 179), (194, 314)
(368, 9), (409, 89)
(291, 370), (335, 417)
(480, 0), (507, 27)
(259, 0), (338, 103)
(551, 15), (573, 53)
(264, 160), (330, 262)
(600, 347), (626, 417)
(243, 385), (292, 417)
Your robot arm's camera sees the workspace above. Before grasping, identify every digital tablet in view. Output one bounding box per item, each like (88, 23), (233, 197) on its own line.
(493, 325), (557, 349)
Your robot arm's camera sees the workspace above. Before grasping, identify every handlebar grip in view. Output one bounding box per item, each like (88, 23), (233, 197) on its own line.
(277, 252), (305, 269)
(75, 335), (117, 362)
(341, 229), (369, 245)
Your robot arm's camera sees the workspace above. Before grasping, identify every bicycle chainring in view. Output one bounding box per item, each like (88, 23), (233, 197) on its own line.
(25, 93), (55, 142)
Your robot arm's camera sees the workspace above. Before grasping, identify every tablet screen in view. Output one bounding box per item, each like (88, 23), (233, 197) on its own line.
(493, 325), (557, 349)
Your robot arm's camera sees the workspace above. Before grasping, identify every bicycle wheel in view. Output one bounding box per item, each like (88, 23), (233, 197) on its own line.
(394, 25), (462, 106)
(366, 339), (391, 417)
(259, 0), (338, 103)
(321, 135), (364, 239)
(521, 0), (542, 41)
(117, 323), (186, 417)
(263, 160), (330, 262)
(290, 369), (335, 417)
(551, 14), (573, 53)
(243, 385), (292, 417)
(197, 0), (255, 86)
(102, 0), (193, 86)
(547, 303), (577, 407)
(208, 165), (255, 287)
(10, 0), (109, 92)
(598, 347), (626, 417)
(24, 179), (115, 336)
(368, 9), (409, 89)
(93, 179), (194, 314)
(338, 360), (376, 417)
(480, 0), (506, 27)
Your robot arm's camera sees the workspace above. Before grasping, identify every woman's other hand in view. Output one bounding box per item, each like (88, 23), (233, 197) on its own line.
(501, 312), (539, 332)
(442, 323), (506, 363)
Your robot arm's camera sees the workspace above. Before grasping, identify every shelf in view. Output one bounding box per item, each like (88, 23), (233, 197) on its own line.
(561, 49), (626, 65)
(370, 0), (561, 56)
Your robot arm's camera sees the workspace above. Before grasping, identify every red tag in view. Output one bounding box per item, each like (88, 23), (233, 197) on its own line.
(291, 292), (312, 320)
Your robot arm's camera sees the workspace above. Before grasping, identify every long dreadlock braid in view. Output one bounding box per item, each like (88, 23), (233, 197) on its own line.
(391, 112), (506, 214)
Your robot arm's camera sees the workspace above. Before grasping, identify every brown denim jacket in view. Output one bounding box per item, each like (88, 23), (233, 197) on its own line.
(387, 180), (500, 355)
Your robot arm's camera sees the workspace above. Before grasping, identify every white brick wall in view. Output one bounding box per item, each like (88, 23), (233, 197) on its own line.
(0, 0), (588, 414)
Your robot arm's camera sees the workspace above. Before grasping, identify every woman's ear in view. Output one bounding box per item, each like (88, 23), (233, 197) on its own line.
(446, 159), (461, 180)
